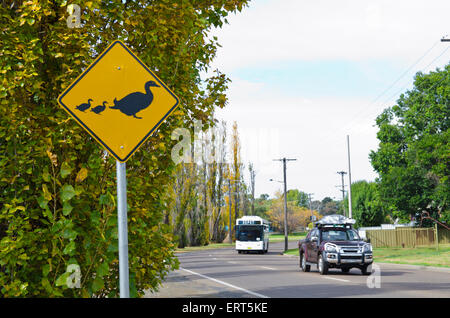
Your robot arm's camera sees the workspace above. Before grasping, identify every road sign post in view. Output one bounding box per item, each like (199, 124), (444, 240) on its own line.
(116, 161), (129, 298)
(57, 40), (179, 297)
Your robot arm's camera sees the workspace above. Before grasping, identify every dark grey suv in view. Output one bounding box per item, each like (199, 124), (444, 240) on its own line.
(298, 215), (373, 275)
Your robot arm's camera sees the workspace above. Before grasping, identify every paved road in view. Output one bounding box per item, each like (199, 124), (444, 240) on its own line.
(145, 241), (450, 298)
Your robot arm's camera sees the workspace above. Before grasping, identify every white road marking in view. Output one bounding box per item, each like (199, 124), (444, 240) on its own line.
(260, 266), (277, 270)
(180, 267), (269, 298)
(322, 276), (351, 283)
(228, 261), (237, 264)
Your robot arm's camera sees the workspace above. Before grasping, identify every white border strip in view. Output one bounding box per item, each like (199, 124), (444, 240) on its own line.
(260, 266), (277, 271)
(322, 276), (351, 283)
(180, 267), (269, 298)
(375, 262), (450, 273)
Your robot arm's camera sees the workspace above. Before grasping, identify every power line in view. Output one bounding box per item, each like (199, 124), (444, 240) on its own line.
(337, 41), (443, 129)
(369, 40), (441, 106)
(346, 47), (450, 138)
(379, 46), (450, 105)
(319, 42), (450, 147)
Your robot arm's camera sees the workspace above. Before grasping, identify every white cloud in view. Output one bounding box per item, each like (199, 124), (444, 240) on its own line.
(212, 0), (450, 71)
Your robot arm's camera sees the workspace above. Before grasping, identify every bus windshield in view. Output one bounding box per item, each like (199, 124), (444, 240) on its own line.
(236, 225), (263, 242)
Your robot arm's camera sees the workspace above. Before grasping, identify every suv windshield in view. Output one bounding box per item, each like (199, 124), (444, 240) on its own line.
(321, 228), (360, 241)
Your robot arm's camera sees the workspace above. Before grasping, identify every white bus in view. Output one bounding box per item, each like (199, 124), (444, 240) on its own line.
(235, 216), (270, 254)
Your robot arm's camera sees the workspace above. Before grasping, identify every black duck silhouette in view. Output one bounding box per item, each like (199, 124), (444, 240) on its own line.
(109, 80), (160, 119)
(91, 101), (108, 114)
(75, 99), (93, 112)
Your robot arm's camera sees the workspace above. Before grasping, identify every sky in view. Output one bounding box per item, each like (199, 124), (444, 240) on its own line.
(208, 0), (450, 201)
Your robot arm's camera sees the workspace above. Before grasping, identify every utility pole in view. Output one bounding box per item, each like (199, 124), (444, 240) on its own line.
(337, 171), (347, 217)
(347, 135), (353, 219)
(273, 157), (297, 252)
(308, 193), (314, 221)
(229, 179), (232, 244)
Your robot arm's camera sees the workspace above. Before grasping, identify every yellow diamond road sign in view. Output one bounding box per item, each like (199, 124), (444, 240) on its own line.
(58, 40), (179, 162)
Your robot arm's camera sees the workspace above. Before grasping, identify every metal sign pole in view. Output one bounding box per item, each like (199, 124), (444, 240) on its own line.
(116, 160), (130, 298)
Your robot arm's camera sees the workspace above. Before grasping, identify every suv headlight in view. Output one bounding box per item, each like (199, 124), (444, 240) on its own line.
(324, 243), (338, 253)
(363, 243), (372, 253)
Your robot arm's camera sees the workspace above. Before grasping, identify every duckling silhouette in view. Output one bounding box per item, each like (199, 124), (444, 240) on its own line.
(91, 101), (108, 114)
(75, 99), (93, 112)
(109, 80), (160, 119)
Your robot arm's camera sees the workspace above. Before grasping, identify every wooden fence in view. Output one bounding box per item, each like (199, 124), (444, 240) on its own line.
(366, 226), (450, 248)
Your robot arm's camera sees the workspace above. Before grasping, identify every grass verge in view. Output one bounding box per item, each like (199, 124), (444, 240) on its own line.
(175, 243), (234, 253)
(283, 244), (450, 268)
(269, 232), (307, 242)
(373, 244), (450, 268)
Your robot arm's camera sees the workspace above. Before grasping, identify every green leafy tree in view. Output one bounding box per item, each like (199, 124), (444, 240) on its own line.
(254, 194), (272, 218)
(370, 64), (449, 226)
(320, 197), (339, 216)
(345, 181), (385, 227)
(0, 0), (248, 297)
(286, 189), (309, 208)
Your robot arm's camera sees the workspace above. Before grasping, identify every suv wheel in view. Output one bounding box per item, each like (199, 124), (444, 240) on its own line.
(318, 255), (329, 275)
(361, 264), (372, 275)
(300, 252), (310, 272)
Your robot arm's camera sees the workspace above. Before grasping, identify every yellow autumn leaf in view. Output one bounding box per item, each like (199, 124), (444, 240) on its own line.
(42, 184), (52, 201)
(75, 168), (88, 183)
(46, 150), (58, 167)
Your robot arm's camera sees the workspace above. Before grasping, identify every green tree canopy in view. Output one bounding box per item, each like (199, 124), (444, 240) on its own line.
(319, 197), (339, 216)
(254, 194), (272, 218)
(370, 64), (449, 225)
(345, 181), (385, 227)
(286, 189), (309, 208)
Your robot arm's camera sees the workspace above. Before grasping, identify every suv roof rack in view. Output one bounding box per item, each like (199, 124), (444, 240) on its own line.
(315, 214), (356, 228)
